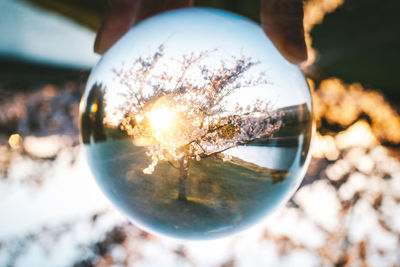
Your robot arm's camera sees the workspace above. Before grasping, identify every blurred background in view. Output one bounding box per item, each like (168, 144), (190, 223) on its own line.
(1, 0), (400, 266)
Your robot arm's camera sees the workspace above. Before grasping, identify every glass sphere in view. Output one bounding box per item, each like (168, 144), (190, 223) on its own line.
(80, 8), (313, 240)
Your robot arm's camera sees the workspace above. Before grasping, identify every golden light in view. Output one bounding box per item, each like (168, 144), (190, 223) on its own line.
(335, 120), (377, 149)
(135, 114), (144, 123)
(302, 0), (345, 68)
(8, 133), (22, 149)
(91, 103), (98, 113)
(312, 133), (339, 160)
(313, 78), (400, 144)
(147, 107), (176, 132)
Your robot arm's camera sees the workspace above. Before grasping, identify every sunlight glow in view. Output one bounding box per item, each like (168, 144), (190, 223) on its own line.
(312, 133), (339, 160)
(8, 134), (22, 149)
(147, 107), (176, 132)
(336, 120), (377, 149)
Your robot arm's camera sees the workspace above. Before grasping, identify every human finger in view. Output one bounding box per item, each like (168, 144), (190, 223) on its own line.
(94, 0), (192, 54)
(260, 0), (307, 64)
(164, 0), (193, 11)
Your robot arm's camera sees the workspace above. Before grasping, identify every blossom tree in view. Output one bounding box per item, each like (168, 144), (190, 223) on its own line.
(114, 45), (282, 201)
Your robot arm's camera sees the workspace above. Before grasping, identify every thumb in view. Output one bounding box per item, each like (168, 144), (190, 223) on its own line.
(260, 0), (307, 65)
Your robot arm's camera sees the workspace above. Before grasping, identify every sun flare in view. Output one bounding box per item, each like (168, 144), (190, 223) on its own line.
(147, 107), (176, 132)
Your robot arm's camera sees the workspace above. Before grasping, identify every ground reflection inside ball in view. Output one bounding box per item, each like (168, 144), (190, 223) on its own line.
(80, 8), (313, 240)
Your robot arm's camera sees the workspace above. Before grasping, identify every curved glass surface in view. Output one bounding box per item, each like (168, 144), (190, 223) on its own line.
(80, 8), (313, 240)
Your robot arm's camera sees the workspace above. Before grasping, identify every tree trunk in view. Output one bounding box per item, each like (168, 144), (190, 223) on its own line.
(178, 157), (189, 201)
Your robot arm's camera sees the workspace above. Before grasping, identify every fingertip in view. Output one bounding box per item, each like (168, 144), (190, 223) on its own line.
(94, 0), (193, 55)
(164, 0), (193, 10)
(94, 27), (106, 54)
(282, 34), (308, 65)
(94, 20), (131, 55)
(260, 0), (307, 65)
(94, 0), (139, 55)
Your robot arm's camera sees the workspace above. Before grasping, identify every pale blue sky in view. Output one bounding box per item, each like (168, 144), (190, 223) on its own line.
(86, 8), (311, 122)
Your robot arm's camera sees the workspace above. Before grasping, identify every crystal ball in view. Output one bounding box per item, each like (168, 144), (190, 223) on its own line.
(80, 8), (312, 240)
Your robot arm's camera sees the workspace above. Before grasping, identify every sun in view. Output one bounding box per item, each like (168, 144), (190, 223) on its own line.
(147, 107), (176, 132)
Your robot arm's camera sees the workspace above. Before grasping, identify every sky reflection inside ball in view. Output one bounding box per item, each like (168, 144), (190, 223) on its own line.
(80, 8), (313, 240)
